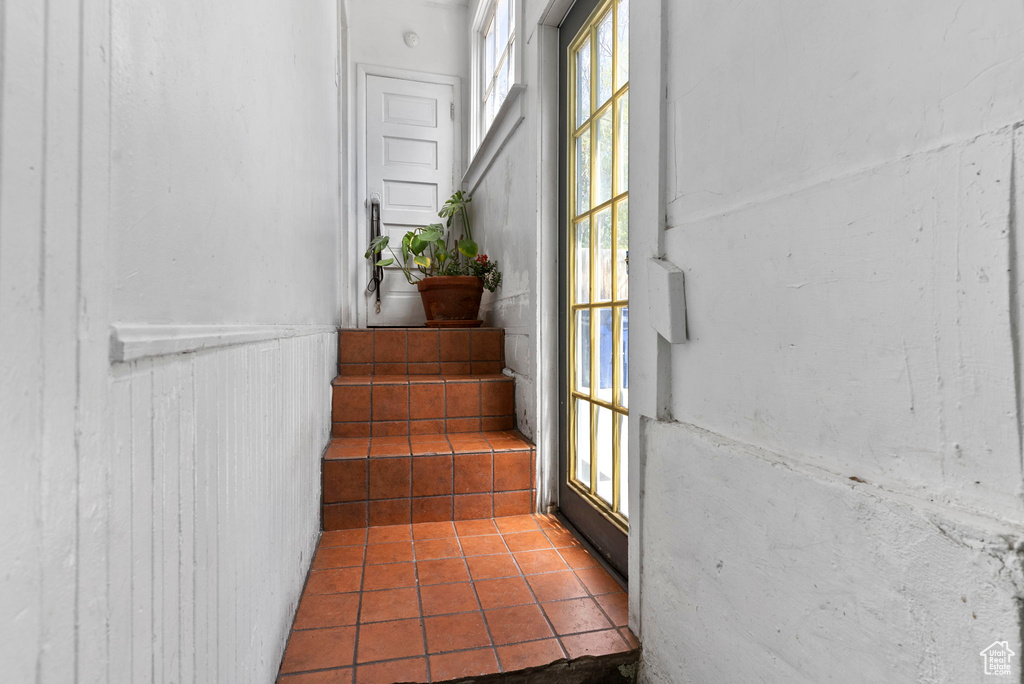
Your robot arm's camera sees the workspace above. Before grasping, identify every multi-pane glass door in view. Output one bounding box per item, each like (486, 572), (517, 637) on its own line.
(567, 0), (629, 532)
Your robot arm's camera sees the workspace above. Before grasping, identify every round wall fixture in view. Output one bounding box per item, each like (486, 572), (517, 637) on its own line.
(404, 32), (420, 48)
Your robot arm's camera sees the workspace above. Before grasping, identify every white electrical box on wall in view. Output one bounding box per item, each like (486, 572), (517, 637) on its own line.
(647, 257), (688, 343)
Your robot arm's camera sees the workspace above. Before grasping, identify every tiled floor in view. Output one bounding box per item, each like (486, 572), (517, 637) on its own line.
(279, 514), (636, 683)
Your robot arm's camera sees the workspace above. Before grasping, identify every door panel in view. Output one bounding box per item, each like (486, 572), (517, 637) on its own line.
(559, 0), (629, 577)
(365, 75), (456, 327)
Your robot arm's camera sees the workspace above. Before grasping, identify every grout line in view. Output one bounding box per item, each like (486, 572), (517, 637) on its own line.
(291, 573), (621, 610)
(492, 518), (567, 659)
(363, 431), (372, 518)
(538, 522), (625, 640)
(452, 531), (504, 674)
(409, 530), (432, 683)
(283, 518), (633, 676)
(351, 540), (367, 672)
(489, 442), (496, 520)
(287, 628), (602, 675)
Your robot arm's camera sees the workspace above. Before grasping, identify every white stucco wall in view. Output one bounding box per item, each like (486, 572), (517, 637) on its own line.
(110, 0), (341, 325)
(1, 1), (112, 680)
(108, 5), (344, 680)
(347, 0), (469, 79)
(640, 420), (1024, 683)
(469, 124), (541, 436)
(465, 0), (568, 455)
(630, 0), (1024, 680)
(2, 1), (343, 681)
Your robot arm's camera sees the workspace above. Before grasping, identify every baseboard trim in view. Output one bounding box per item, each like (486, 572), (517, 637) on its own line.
(110, 323), (337, 363)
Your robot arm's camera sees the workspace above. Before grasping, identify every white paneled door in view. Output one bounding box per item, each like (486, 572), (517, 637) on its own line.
(364, 74), (458, 327)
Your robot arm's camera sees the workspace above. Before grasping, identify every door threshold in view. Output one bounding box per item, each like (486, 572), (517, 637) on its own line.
(552, 510), (627, 590)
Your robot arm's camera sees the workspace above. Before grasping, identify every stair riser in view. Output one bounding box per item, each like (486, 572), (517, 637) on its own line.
(332, 378), (515, 437)
(338, 328), (504, 374)
(322, 449), (536, 530)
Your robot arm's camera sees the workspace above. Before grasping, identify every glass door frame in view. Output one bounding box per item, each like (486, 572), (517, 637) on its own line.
(557, 0), (629, 577)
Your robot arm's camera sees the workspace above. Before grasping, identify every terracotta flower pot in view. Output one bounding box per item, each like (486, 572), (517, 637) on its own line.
(417, 276), (484, 327)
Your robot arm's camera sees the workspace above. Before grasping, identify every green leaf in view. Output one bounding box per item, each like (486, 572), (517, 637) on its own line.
(375, 258), (394, 267)
(413, 255), (431, 268)
(410, 235), (428, 254)
(420, 224), (445, 242)
(458, 238), (478, 258)
(364, 234), (389, 258)
(401, 233), (412, 263)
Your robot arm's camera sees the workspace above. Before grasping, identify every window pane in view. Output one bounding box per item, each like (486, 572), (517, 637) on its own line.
(595, 207), (612, 302)
(595, 108), (612, 206)
(496, 0), (509, 51)
(574, 398), (592, 486)
(597, 10), (613, 105)
(485, 23), (495, 83)
(575, 131), (591, 216)
(595, 406), (613, 504)
(616, 0), (629, 91)
(575, 40), (591, 127)
(574, 218), (590, 304)
(616, 92), (628, 194)
(617, 413), (628, 516)
(496, 55), (510, 107)
(618, 306), (628, 408)
(574, 310), (591, 393)
(596, 307), (613, 403)
(486, 90), (496, 128)
(615, 199), (628, 300)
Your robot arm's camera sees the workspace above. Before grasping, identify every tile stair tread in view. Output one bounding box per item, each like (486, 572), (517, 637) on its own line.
(333, 373), (511, 385)
(338, 326), (506, 332)
(325, 430), (535, 459)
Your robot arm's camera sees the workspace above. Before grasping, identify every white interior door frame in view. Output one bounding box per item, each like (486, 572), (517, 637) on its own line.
(354, 64), (463, 329)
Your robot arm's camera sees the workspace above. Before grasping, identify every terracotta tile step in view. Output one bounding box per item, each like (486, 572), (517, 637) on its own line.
(333, 373), (511, 385)
(325, 431), (535, 458)
(331, 374), (515, 438)
(322, 432), (537, 530)
(339, 328), (505, 375)
(278, 515), (638, 683)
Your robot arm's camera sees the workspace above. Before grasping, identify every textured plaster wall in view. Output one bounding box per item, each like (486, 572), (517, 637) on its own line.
(110, 0), (341, 326)
(347, 0), (468, 79)
(631, 0), (1024, 680)
(471, 139), (541, 437)
(640, 420), (1024, 683)
(2, 0), (344, 681)
(467, 0), (562, 442)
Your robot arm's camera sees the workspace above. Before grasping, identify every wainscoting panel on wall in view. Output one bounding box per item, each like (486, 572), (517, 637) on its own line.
(108, 332), (335, 684)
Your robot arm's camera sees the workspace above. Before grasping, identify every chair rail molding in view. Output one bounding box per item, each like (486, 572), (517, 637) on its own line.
(110, 323), (338, 363)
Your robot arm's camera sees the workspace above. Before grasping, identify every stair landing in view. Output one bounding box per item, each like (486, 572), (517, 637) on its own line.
(278, 515), (638, 683)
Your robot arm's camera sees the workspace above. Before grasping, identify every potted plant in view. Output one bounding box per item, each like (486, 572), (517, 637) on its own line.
(365, 190), (502, 327)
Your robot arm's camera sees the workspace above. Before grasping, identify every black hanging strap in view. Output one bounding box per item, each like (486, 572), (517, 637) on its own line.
(366, 195), (383, 314)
